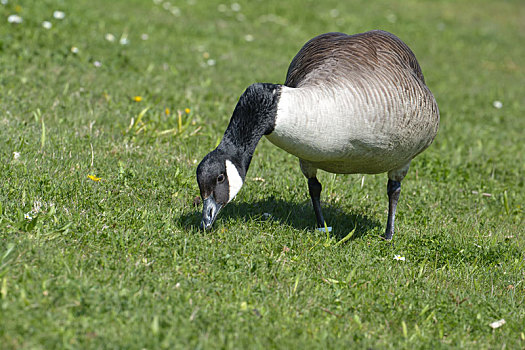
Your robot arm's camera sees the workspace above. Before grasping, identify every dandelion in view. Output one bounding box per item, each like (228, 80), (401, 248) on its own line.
(206, 59), (216, 66)
(119, 37), (130, 45)
(165, 108), (170, 116)
(141, 33), (149, 40)
(71, 46), (79, 54)
(133, 96), (143, 102)
(42, 21), (52, 29)
(492, 100), (503, 109)
(170, 7), (180, 16)
(105, 33), (116, 42)
(184, 108), (190, 114)
(53, 11), (65, 19)
(244, 34), (254, 42)
(394, 255), (406, 261)
(7, 14), (22, 23)
(217, 4), (227, 12)
(87, 174), (101, 182)
(24, 213), (33, 220)
(93, 61), (102, 67)
(240, 301), (248, 311)
(1, 0), (8, 5)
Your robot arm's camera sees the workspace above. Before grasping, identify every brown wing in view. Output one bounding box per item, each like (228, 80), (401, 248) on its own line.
(284, 30), (426, 88)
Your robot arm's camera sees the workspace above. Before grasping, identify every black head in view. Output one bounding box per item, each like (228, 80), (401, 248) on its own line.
(195, 83), (281, 230)
(196, 149), (244, 230)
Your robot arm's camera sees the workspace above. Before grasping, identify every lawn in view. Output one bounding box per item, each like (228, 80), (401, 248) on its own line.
(1, 0), (524, 348)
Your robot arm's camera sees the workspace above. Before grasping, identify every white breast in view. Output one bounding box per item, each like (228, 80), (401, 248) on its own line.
(265, 79), (437, 174)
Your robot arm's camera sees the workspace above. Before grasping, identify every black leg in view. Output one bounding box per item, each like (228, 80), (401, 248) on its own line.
(307, 177), (325, 227)
(384, 179), (401, 240)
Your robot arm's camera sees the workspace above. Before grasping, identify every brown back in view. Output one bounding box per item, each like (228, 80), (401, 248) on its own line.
(284, 30), (426, 88)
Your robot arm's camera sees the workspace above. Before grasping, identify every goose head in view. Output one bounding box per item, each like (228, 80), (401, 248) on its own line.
(196, 150), (244, 230)
(196, 83), (280, 230)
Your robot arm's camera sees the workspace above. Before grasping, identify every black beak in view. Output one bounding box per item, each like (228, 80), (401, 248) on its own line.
(200, 195), (222, 230)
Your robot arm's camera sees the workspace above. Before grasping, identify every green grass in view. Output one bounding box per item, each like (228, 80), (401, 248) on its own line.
(1, 0), (524, 348)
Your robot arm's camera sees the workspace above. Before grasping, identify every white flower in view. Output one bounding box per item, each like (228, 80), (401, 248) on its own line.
(492, 100), (503, 109)
(42, 21), (52, 29)
(231, 3), (241, 11)
(24, 213), (33, 220)
(71, 46), (79, 54)
(93, 61), (102, 67)
(7, 14), (22, 23)
(394, 255), (406, 261)
(105, 33), (116, 42)
(119, 37), (130, 45)
(206, 59), (216, 66)
(171, 7), (180, 16)
(53, 11), (65, 19)
(13, 151), (20, 160)
(141, 33), (149, 40)
(489, 319), (505, 329)
(1, 0), (9, 5)
(330, 9), (339, 18)
(386, 13), (397, 23)
(244, 34), (254, 42)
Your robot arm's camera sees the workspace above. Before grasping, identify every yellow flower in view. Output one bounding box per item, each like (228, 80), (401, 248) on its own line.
(165, 108), (170, 116)
(87, 174), (101, 182)
(184, 108), (190, 114)
(133, 96), (143, 102)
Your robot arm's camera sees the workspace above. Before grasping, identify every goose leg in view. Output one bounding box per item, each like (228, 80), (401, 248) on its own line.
(308, 177), (325, 227)
(384, 179), (401, 240)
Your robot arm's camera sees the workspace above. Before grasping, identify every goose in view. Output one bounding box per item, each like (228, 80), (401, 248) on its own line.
(196, 30), (439, 240)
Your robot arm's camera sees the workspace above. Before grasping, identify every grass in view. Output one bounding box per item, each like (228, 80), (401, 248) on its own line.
(1, 0), (524, 348)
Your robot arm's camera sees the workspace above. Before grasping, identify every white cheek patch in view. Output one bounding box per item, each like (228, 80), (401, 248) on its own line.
(225, 160), (243, 202)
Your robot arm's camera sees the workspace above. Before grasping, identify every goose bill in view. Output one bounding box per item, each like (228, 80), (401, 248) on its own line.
(200, 195), (222, 230)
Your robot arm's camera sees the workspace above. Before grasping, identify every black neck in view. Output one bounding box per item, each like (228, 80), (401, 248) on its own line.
(217, 83), (281, 177)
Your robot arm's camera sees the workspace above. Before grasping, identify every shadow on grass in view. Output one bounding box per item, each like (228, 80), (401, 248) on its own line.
(179, 196), (381, 241)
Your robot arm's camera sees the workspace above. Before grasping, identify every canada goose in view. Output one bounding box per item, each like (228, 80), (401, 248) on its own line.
(196, 30), (439, 240)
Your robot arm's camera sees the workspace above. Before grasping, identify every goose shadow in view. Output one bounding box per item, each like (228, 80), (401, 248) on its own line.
(179, 196), (381, 241)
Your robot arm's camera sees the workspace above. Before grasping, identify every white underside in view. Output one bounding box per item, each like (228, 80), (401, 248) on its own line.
(265, 82), (436, 175)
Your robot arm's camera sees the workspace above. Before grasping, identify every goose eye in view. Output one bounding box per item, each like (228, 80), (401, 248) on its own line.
(217, 174), (225, 183)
